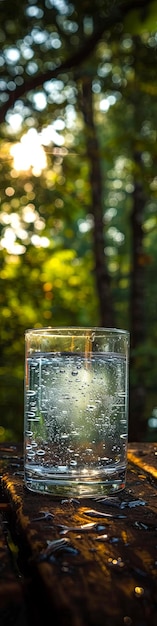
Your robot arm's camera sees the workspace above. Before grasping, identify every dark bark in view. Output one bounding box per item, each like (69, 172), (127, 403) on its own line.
(130, 151), (146, 348)
(129, 150), (147, 441)
(80, 76), (114, 327)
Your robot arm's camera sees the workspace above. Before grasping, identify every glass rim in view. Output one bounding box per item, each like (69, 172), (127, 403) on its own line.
(25, 326), (129, 336)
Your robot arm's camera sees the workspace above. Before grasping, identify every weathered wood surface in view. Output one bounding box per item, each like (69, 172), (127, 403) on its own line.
(0, 443), (157, 626)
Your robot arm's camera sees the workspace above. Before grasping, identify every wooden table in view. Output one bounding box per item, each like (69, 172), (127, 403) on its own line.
(0, 443), (157, 626)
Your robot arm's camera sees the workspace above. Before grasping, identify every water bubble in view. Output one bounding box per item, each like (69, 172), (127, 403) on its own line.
(37, 449), (45, 456)
(87, 405), (96, 411)
(27, 450), (35, 457)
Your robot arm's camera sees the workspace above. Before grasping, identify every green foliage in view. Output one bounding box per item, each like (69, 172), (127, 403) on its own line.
(124, 1), (157, 35)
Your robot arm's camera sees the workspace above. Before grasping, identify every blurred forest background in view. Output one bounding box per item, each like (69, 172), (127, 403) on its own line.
(0, 0), (157, 443)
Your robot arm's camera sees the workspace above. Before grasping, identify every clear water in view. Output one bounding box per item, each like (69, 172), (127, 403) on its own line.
(24, 352), (128, 496)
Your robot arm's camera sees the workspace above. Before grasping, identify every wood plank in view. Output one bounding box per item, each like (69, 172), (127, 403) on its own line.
(1, 443), (157, 626)
(0, 509), (28, 626)
(128, 442), (157, 480)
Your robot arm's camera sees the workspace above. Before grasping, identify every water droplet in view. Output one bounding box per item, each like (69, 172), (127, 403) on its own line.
(134, 586), (144, 597)
(63, 546), (79, 556)
(60, 498), (80, 506)
(32, 510), (54, 522)
(108, 557), (125, 569)
(95, 534), (108, 542)
(95, 496), (121, 508)
(121, 499), (146, 509)
(58, 522), (100, 534)
(84, 509), (113, 519)
(84, 509), (126, 520)
(38, 538), (76, 561)
(134, 521), (148, 530)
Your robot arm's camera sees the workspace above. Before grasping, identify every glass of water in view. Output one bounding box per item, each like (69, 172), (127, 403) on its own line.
(24, 327), (129, 496)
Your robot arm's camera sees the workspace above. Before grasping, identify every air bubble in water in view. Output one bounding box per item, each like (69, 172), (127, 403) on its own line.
(37, 449), (45, 456)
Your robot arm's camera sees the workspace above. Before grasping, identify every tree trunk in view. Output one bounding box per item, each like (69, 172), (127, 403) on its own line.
(80, 76), (114, 327)
(130, 151), (146, 347)
(129, 150), (147, 441)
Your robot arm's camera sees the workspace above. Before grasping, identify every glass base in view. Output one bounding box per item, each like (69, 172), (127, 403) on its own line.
(24, 465), (126, 497)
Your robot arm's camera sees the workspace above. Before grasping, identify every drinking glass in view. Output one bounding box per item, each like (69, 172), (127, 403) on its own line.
(24, 327), (129, 496)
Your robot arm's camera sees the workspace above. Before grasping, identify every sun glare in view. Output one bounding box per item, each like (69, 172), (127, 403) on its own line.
(10, 128), (47, 175)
